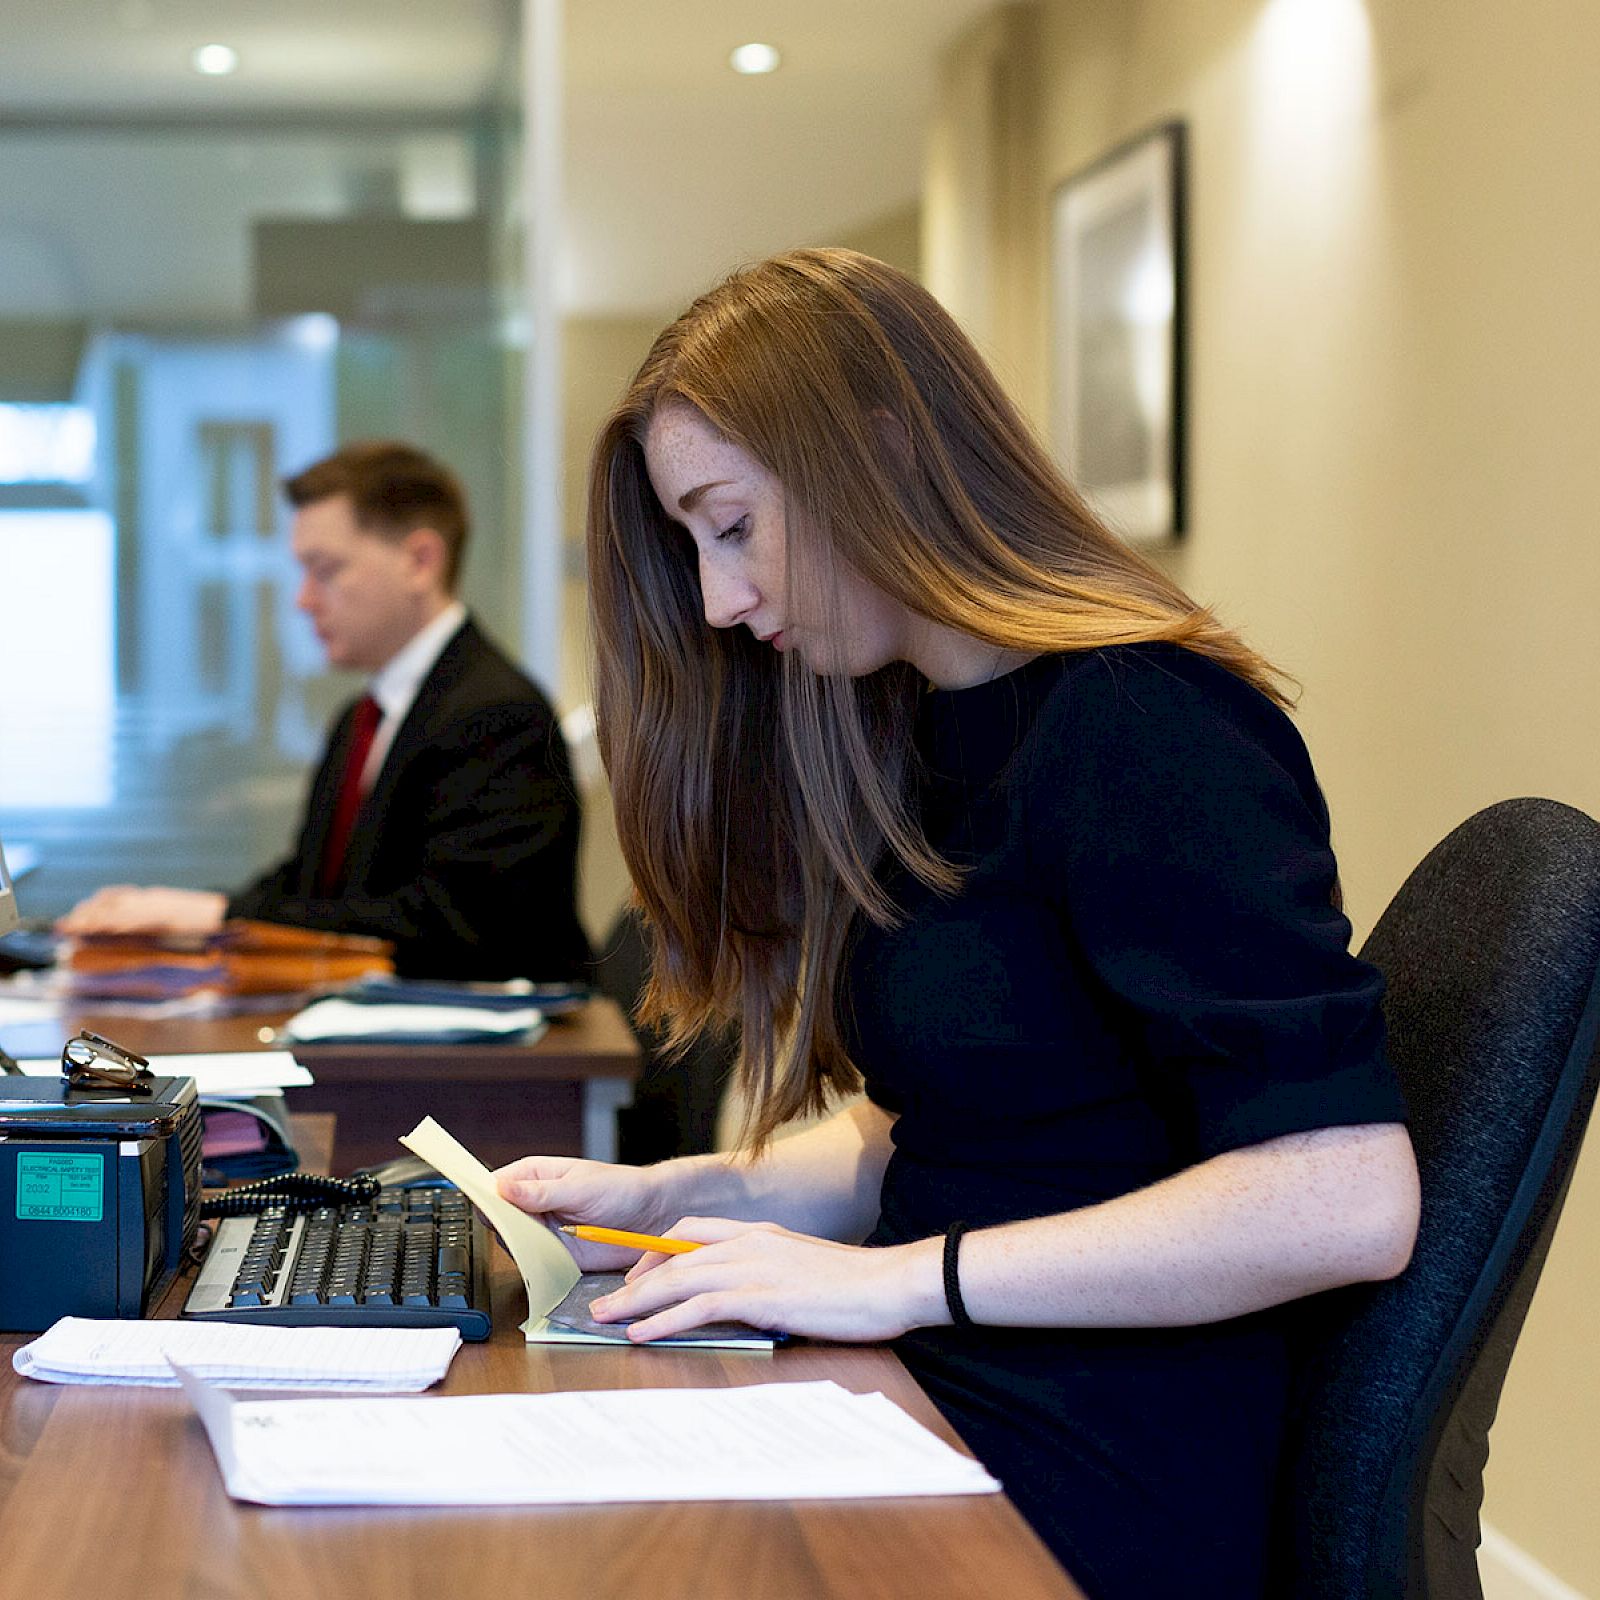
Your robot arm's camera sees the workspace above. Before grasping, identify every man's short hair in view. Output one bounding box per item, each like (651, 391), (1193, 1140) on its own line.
(283, 441), (469, 591)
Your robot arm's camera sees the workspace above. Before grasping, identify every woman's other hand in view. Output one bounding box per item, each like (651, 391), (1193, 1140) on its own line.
(590, 1218), (942, 1343)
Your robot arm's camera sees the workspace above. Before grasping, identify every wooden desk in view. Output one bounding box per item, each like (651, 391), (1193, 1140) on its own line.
(0, 1244), (1081, 1600)
(66, 997), (643, 1174)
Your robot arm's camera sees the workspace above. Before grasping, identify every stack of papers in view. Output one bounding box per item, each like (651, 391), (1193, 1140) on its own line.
(177, 1374), (1003, 1506)
(281, 998), (546, 1046)
(13, 1318), (460, 1393)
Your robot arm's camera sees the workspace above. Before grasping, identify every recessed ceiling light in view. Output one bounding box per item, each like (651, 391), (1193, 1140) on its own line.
(192, 44), (239, 77)
(729, 42), (781, 75)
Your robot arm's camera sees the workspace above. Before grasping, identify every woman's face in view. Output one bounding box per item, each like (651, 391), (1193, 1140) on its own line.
(643, 402), (907, 677)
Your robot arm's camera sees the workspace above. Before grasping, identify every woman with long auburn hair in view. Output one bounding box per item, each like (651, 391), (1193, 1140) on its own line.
(497, 249), (1419, 1599)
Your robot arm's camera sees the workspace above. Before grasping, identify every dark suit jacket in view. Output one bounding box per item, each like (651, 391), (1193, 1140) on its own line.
(228, 617), (591, 981)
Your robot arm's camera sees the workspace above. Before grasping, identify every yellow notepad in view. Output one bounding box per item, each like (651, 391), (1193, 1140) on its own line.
(398, 1117), (775, 1350)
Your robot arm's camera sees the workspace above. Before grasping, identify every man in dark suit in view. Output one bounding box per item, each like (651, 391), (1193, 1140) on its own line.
(60, 442), (590, 980)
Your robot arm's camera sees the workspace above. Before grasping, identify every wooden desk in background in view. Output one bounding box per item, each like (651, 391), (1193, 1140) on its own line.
(66, 997), (643, 1174)
(0, 1113), (1082, 1600)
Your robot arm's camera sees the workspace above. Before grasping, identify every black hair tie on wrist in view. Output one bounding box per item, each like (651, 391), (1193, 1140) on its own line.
(943, 1220), (975, 1330)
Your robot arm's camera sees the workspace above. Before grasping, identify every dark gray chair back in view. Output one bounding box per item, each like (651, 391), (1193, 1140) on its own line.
(1277, 797), (1600, 1599)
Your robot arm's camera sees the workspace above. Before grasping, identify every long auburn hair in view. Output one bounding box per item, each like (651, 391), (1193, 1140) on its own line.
(587, 248), (1289, 1149)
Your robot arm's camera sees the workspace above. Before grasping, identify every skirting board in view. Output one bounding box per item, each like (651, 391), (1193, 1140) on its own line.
(1481, 1522), (1591, 1600)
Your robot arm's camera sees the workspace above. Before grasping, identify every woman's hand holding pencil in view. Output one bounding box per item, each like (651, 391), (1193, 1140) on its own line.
(493, 1153), (683, 1270)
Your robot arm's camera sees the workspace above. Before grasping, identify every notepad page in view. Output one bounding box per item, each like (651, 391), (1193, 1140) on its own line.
(13, 1317), (460, 1392)
(399, 1115), (580, 1330)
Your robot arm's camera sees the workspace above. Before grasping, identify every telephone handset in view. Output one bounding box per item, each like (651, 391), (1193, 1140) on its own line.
(200, 1170), (380, 1219)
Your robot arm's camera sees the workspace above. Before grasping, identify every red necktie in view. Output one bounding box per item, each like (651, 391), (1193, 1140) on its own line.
(317, 694), (382, 894)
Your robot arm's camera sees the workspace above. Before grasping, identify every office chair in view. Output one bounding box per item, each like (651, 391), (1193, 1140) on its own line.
(1274, 797), (1600, 1599)
(590, 905), (736, 1164)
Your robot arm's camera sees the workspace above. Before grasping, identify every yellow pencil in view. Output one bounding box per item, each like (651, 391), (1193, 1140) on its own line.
(560, 1224), (703, 1255)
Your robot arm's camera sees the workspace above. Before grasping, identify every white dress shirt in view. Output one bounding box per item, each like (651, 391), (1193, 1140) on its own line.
(359, 600), (468, 790)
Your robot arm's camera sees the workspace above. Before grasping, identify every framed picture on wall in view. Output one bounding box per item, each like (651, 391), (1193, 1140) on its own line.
(1049, 120), (1187, 544)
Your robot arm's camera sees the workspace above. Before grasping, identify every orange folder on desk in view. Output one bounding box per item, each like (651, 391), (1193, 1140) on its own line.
(63, 919), (393, 999)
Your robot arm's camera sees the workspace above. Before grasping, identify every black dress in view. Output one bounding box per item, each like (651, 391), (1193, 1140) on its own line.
(843, 643), (1407, 1600)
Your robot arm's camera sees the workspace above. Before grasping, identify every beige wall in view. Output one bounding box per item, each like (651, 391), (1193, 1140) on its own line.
(560, 313), (664, 943)
(559, 204), (926, 946)
(836, 203), (923, 281)
(926, 0), (1600, 1586)
(923, 4), (1045, 402)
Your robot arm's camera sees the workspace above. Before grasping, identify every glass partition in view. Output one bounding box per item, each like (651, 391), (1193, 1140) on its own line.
(0, 86), (524, 918)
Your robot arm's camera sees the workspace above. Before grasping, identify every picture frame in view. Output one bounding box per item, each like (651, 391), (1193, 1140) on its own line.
(1049, 121), (1187, 544)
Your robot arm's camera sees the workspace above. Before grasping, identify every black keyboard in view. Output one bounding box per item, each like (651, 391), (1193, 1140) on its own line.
(182, 1185), (491, 1340)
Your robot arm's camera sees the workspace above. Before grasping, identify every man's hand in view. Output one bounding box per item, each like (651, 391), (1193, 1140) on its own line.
(56, 886), (228, 937)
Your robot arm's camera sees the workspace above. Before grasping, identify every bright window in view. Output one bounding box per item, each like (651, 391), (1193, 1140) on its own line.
(0, 510), (114, 807)
(0, 405), (96, 485)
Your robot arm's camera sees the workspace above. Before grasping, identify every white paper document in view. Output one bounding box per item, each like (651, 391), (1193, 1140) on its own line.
(11, 1050), (313, 1095)
(281, 999), (545, 1044)
(0, 995), (60, 1027)
(13, 1317), (459, 1392)
(176, 1373), (1003, 1506)
(398, 1116), (777, 1349)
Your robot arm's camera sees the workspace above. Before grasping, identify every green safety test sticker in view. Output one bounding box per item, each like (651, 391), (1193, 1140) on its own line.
(15, 1152), (104, 1222)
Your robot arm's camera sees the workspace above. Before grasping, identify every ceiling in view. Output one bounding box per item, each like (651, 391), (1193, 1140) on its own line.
(0, 0), (998, 315)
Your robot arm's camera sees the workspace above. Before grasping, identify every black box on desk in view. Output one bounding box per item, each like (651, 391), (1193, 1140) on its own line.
(0, 1075), (202, 1331)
